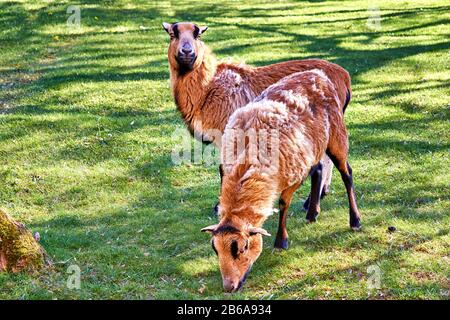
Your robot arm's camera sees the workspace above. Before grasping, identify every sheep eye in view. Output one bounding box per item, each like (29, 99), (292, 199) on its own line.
(193, 26), (200, 39)
(230, 240), (239, 259)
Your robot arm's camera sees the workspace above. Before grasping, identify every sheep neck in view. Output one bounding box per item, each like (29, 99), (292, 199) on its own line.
(169, 48), (217, 130)
(219, 165), (277, 228)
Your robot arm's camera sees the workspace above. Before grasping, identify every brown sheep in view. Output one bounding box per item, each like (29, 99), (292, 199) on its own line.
(162, 22), (352, 215)
(201, 69), (362, 292)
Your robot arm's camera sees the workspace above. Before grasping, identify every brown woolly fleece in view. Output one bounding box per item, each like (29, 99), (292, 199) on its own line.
(220, 68), (360, 235)
(206, 69), (362, 292)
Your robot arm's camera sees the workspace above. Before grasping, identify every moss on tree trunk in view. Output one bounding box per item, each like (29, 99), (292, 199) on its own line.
(0, 209), (51, 273)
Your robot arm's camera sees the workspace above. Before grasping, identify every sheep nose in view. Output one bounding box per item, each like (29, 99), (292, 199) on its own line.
(223, 278), (238, 292)
(180, 43), (194, 55)
(181, 47), (193, 55)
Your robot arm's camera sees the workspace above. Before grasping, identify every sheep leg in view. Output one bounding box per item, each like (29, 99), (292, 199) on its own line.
(302, 155), (333, 211)
(305, 162), (322, 223)
(326, 151), (362, 231)
(213, 164), (224, 215)
(274, 182), (301, 250)
(302, 195), (310, 212)
(320, 155), (333, 197)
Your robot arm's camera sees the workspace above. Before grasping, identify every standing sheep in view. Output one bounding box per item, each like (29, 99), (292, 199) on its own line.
(201, 70), (362, 292)
(162, 22), (352, 214)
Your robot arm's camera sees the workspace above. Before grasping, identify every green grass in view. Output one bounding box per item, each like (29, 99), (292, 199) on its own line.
(0, 0), (449, 300)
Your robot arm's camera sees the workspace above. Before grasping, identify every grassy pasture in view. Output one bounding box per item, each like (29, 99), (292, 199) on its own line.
(0, 0), (448, 299)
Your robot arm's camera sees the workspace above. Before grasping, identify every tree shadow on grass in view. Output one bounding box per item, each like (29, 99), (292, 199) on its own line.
(349, 117), (450, 153)
(172, 202), (448, 297)
(121, 148), (444, 295)
(27, 151), (221, 297)
(7, 2), (448, 115)
(264, 230), (447, 299)
(231, 21), (450, 76)
(2, 104), (182, 166)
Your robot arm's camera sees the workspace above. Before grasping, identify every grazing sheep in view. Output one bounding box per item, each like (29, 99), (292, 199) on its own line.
(162, 21), (352, 214)
(201, 70), (362, 292)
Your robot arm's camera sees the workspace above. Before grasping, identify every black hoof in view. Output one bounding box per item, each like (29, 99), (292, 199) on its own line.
(350, 219), (362, 231)
(305, 211), (319, 223)
(274, 237), (289, 250)
(305, 218), (316, 224)
(320, 185), (330, 199)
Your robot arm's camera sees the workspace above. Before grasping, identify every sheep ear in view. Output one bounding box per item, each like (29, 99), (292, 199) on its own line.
(162, 22), (172, 34)
(199, 25), (208, 35)
(248, 227), (271, 237)
(201, 224), (218, 234)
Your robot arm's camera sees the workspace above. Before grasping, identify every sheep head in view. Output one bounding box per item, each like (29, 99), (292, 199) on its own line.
(201, 222), (270, 292)
(162, 22), (208, 74)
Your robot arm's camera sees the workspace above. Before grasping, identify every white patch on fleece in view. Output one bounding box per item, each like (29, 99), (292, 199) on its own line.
(256, 75), (293, 102)
(309, 68), (331, 83)
(308, 71), (328, 101)
(216, 69), (243, 88)
(257, 206), (275, 218)
(309, 69), (341, 106)
(311, 81), (319, 93)
(279, 90), (309, 110)
(226, 99), (289, 131)
(215, 69), (256, 108)
(284, 120), (315, 185)
(258, 99), (289, 122)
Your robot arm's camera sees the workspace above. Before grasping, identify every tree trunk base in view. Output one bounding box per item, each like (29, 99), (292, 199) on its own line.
(0, 209), (51, 273)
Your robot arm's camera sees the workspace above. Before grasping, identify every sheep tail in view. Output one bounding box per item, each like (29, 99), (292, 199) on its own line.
(342, 88), (351, 114)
